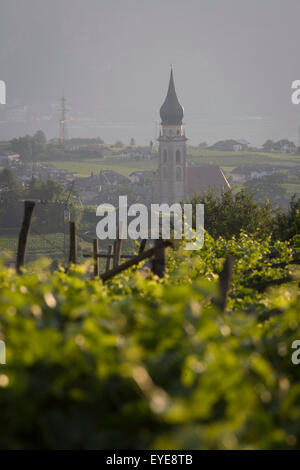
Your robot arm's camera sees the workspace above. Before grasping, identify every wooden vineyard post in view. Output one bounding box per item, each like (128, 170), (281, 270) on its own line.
(16, 201), (36, 273)
(112, 240), (117, 268)
(113, 222), (123, 268)
(138, 239), (147, 254)
(113, 239), (122, 268)
(113, 221), (122, 269)
(152, 239), (166, 278)
(100, 240), (172, 283)
(106, 244), (113, 272)
(218, 255), (234, 312)
(93, 238), (99, 278)
(69, 221), (77, 265)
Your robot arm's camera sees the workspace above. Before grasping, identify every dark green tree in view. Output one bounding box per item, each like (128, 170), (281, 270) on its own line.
(262, 139), (275, 152)
(10, 131), (46, 162)
(34, 130), (47, 144)
(245, 174), (289, 209)
(273, 195), (300, 241)
(188, 188), (274, 239)
(115, 140), (123, 148)
(10, 135), (33, 161)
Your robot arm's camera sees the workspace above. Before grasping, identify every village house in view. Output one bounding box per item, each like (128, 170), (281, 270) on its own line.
(208, 139), (249, 152)
(98, 170), (130, 187)
(129, 170), (156, 184)
(231, 165), (279, 183)
(120, 148), (157, 160)
(0, 153), (20, 165)
(274, 139), (296, 154)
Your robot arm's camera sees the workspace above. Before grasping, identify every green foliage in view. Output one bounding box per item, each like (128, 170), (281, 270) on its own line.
(33, 130), (47, 145)
(0, 177), (82, 233)
(10, 131), (46, 162)
(189, 188), (274, 240)
(114, 140), (124, 148)
(245, 174), (289, 209)
(0, 168), (17, 190)
(0, 235), (299, 449)
(274, 196), (300, 241)
(0, 169), (23, 227)
(28, 179), (67, 202)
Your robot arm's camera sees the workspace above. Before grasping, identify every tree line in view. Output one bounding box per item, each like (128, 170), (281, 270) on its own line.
(189, 188), (300, 242)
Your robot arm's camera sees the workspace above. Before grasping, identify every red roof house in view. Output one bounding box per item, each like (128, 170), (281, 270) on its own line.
(185, 165), (230, 199)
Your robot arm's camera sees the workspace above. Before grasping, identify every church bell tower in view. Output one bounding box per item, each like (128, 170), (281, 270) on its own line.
(157, 66), (187, 204)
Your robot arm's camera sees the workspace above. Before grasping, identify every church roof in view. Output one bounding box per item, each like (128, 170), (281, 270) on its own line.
(160, 68), (184, 126)
(186, 165), (231, 198)
(99, 170), (130, 186)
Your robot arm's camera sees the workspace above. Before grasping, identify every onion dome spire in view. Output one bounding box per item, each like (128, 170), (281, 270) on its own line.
(160, 66), (184, 125)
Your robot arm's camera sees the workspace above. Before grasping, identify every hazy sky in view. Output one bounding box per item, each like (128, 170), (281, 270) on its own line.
(1, 0), (300, 145)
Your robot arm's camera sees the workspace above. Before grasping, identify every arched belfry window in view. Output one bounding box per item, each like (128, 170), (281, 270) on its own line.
(163, 150), (167, 163)
(176, 150), (181, 164)
(176, 166), (182, 182)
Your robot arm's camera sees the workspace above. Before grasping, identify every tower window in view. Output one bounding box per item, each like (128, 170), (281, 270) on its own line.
(176, 166), (182, 181)
(163, 167), (167, 179)
(176, 150), (181, 164)
(163, 150), (167, 163)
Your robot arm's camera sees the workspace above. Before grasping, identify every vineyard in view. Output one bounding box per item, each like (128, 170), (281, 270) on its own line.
(0, 232), (299, 449)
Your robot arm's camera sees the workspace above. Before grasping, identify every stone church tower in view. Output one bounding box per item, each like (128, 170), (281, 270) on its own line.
(157, 67), (187, 204)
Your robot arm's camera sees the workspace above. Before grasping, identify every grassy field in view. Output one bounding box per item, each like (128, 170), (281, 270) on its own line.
(0, 229), (92, 264)
(188, 148), (300, 168)
(0, 230), (66, 261)
(44, 147), (300, 178)
(188, 147), (300, 163)
(282, 183), (300, 196)
(48, 157), (156, 177)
